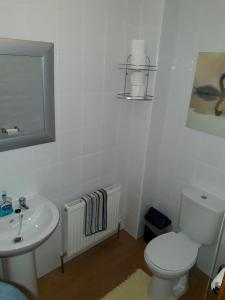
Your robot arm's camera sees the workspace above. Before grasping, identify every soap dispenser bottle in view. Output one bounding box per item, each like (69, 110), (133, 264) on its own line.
(0, 191), (13, 217)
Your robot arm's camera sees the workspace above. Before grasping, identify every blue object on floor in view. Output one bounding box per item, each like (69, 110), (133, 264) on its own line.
(0, 282), (28, 300)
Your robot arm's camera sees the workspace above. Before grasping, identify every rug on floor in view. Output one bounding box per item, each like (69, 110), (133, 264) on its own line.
(100, 269), (176, 300)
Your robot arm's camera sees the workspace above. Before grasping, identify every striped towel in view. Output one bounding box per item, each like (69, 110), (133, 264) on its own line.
(82, 189), (107, 236)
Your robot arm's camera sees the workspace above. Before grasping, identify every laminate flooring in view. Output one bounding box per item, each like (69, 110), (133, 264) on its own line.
(38, 231), (217, 300)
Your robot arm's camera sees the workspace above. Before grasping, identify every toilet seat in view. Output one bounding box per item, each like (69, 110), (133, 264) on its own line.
(145, 232), (199, 274)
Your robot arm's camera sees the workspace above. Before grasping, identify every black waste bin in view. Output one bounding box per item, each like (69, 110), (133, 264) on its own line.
(143, 207), (171, 243)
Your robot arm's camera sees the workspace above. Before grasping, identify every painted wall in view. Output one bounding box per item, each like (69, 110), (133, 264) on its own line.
(0, 0), (164, 278)
(141, 0), (225, 276)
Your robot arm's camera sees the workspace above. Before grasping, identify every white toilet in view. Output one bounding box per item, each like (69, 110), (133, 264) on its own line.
(144, 186), (225, 300)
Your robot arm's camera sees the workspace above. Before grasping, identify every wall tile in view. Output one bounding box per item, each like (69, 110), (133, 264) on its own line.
(0, 3), (26, 38)
(82, 124), (103, 155)
(34, 164), (62, 197)
(33, 142), (59, 169)
(102, 123), (117, 149)
(194, 162), (220, 194)
(24, 0), (56, 11)
(58, 0), (82, 12)
(108, 0), (127, 24)
(57, 5), (84, 56)
(61, 157), (82, 190)
(83, 56), (105, 93)
(25, 7), (56, 41)
(106, 22), (126, 60)
(59, 130), (83, 162)
(0, 148), (35, 179)
(59, 93), (83, 131)
(83, 0), (108, 56)
(104, 57), (124, 93)
(101, 147), (117, 178)
(83, 93), (103, 125)
(126, 0), (143, 27)
(103, 93), (121, 124)
(58, 56), (83, 94)
(198, 136), (225, 169)
(82, 153), (101, 182)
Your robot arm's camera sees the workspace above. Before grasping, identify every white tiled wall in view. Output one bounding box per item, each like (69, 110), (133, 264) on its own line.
(0, 0), (165, 277)
(119, 0), (165, 238)
(141, 0), (225, 276)
(0, 0), (117, 277)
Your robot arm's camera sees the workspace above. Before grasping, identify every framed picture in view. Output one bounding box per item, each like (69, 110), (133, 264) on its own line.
(186, 52), (225, 138)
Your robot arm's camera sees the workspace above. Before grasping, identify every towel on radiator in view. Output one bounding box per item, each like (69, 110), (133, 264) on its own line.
(82, 189), (107, 236)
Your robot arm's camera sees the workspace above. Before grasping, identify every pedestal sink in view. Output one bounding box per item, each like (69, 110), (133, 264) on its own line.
(0, 195), (59, 298)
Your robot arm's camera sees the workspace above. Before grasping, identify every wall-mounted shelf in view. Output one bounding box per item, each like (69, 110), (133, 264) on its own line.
(117, 55), (158, 102)
(119, 63), (158, 72)
(117, 93), (154, 101)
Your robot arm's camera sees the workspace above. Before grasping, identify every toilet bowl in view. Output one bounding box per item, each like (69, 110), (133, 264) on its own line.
(144, 186), (225, 300)
(144, 232), (199, 300)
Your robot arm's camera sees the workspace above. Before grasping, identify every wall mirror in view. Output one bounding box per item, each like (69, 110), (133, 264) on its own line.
(0, 38), (55, 152)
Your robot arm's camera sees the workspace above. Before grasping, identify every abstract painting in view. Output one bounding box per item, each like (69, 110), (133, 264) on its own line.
(186, 52), (225, 138)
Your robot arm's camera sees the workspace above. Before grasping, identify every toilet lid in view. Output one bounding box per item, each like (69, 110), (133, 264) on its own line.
(145, 232), (199, 272)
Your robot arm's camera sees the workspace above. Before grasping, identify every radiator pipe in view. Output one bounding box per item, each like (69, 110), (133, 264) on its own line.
(60, 252), (66, 273)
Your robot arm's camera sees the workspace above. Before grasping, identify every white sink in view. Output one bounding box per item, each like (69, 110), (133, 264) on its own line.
(0, 195), (59, 257)
(0, 195), (59, 298)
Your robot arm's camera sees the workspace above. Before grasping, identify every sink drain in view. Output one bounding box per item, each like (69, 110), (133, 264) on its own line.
(13, 237), (23, 243)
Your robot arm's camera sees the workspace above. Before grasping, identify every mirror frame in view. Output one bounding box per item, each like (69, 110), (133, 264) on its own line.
(0, 38), (55, 152)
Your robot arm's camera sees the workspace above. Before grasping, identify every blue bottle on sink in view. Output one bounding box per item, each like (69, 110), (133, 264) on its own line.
(0, 191), (13, 217)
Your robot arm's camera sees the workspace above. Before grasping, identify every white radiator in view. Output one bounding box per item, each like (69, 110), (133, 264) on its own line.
(63, 185), (121, 258)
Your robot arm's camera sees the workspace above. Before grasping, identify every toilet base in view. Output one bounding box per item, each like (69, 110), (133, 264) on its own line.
(173, 274), (188, 298)
(148, 273), (189, 300)
(148, 276), (176, 300)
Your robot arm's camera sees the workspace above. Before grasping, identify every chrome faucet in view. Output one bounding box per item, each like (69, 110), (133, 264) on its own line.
(19, 197), (29, 210)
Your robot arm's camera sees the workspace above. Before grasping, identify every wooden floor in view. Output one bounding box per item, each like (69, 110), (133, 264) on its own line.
(38, 231), (217, 300)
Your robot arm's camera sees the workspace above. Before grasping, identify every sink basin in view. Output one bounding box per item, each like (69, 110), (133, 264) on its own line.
(0, 195), (59, 257)
(0, 195), (59, 298)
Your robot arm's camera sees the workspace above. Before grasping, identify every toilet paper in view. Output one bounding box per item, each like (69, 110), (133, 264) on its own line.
(130, 72), (145, 85)
(130, 71), (146, 98)
(211, 267), (225, 292)
(131, 85), (145, 98)
(131, 40), (146, 55)
(131, 40), (146, 68)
